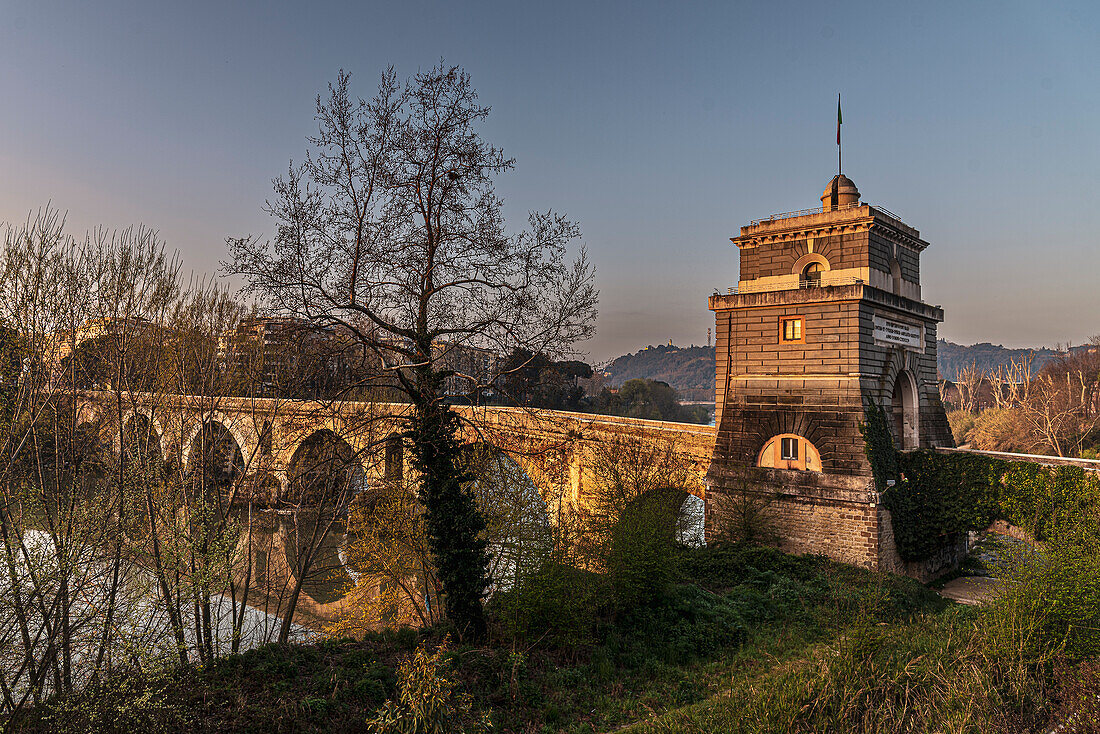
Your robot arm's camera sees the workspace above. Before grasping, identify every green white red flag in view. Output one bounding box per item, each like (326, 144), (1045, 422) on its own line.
(837, 94), (842, 146)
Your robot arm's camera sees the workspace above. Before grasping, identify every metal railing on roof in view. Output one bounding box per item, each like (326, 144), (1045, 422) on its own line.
(721, 276), (865, 296)
(748, 203), (905, 227)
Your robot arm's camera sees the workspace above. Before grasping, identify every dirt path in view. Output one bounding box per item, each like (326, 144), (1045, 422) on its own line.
(937, 575), (1001, 605)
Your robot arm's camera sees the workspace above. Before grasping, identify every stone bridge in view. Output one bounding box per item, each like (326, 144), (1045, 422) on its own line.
(79, 392), (716, 519)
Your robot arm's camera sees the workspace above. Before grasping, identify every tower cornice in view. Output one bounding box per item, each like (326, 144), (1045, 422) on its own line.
(732, 205), (928, 252)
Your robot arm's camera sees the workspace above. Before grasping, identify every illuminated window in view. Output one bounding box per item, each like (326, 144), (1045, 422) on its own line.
(780, 436), (798, 460)
(782, 318), (803, 342)
(758, 433), (822, 472)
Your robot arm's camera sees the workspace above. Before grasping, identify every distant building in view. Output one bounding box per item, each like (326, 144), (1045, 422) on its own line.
(220, 316), (366, 397)
(431, 340), (499, 400)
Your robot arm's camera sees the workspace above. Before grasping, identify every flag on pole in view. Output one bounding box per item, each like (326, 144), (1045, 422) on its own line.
(836, 94), (842, 146)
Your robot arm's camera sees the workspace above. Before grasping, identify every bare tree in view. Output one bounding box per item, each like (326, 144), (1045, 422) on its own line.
(956, 362), (982, 413)
(225, 63), (597, 637)
(994, 349), (1100, 457)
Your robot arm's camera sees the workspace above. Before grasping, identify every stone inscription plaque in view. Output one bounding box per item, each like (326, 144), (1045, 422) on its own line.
(873, 315), (922, 351)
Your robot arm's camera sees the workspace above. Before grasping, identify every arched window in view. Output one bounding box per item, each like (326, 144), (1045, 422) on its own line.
(802, 261), (824, 285)
(757, 433), (822, 472)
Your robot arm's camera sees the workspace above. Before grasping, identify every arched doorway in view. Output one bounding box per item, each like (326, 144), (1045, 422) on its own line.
(891, 370), (920, 450)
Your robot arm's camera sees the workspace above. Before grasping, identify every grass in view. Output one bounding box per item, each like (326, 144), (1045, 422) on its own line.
(16, 542), (1097, 733)
(15, 544), (951, 732)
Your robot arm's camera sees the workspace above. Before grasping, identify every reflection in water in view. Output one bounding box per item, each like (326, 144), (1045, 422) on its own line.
(240, 466), (703, 622)
(0, 526), (311, 702)
(678, 494), (706, 547)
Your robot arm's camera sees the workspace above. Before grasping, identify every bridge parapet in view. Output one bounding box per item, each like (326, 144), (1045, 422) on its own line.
(930, 446), (1100, 472)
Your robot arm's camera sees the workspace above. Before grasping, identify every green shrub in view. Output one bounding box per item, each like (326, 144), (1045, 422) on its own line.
(985, 531), (1100, 662)
(366, 641), (491, 734)
(1001, 463), (1100, 541)
(36, 669), (189, 734)
(605, 584), (747, 667)
(489, 559), (612, 645)
(607, 488), (682, 609)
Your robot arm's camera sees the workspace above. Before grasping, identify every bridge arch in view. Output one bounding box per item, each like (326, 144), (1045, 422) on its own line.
(121, 410), (166, 467)
(277, 414), (370, 475)
(112, 408), (167, 460)
(180, 411), (258, 476)
(286, 428), (367, 505)
(463, 443), (552, 592)
(185, 420), (246, 490)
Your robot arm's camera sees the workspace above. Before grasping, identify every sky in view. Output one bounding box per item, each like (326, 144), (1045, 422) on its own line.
(1, 0), (1098, 364)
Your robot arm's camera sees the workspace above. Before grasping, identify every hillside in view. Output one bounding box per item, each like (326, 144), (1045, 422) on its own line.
(936, 340), (1059, 381)
(603, 340), (1081, 397)
(603, 345), (715, 401)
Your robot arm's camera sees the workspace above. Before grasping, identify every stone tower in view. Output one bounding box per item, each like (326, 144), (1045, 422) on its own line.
(705, 174), (954, 576)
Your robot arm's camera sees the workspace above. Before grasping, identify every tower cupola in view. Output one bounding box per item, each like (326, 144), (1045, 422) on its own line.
(820, 174), (860, 211)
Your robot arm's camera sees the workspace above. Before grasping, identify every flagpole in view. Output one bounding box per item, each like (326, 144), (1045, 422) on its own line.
(837, 93), (842, 175)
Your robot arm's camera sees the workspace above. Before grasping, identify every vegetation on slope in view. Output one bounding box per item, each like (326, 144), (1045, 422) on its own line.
(15, 545), (949, 733)
(20, 536), (1100, 733)
(604, 345), (715, 401)
(937, 339), (1059, 382)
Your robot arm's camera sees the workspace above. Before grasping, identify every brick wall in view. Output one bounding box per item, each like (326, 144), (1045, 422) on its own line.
(705, 466), (967, 581)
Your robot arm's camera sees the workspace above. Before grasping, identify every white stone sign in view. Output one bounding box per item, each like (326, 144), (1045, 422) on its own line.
(873, 315), (922, 351)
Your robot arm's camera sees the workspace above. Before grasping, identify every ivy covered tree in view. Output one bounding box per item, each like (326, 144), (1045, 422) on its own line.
(226, 63), (597, 638)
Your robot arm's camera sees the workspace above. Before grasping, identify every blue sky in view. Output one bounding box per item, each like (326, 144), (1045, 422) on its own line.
(1, 1), (1098, 362)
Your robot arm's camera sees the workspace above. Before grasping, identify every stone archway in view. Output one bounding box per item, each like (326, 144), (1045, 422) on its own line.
(891, 369), (920, 450)
(286, 429), (366, 506)
(464, 444), (552, 594)
(180, 411), (257, 476)
(121, 411), (164, 467)
(186, 421), (246, 490)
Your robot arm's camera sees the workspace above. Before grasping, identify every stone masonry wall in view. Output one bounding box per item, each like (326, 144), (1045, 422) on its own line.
(705, 465), (967, 581)
(705, 467), (881, 568)
(739, 232), (868, 281)
(714, 290), (864, 430)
